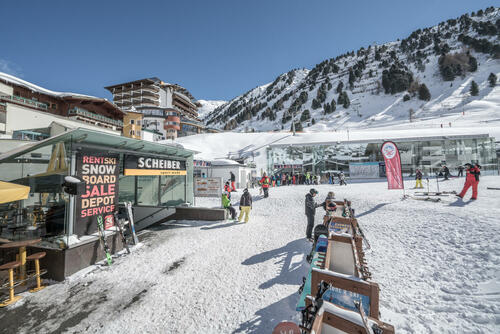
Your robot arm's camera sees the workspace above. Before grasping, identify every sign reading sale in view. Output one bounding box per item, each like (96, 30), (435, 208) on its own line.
(381, 141), (404, 190)
(75, 152), (120, 236)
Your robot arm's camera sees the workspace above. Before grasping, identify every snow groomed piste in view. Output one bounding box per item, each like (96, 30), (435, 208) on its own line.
(275, 199), (395, 334)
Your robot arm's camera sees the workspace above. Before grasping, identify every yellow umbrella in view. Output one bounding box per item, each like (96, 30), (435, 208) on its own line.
(0, 181), (30, 204)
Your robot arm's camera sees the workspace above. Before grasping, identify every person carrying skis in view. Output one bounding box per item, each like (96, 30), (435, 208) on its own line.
(238, 188), (252, 223)
(457, 163), (480, 200)
(339, 171), (347, 186)
(222, 192), (236, 220)
(305, 188), (323, 240)
(415, 169), (423, 189)
(259, 172), (271, 198)
(230, 171), (236, 191)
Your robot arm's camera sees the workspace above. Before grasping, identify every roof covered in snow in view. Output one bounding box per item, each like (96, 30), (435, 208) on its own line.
(0, 71), (124, 114)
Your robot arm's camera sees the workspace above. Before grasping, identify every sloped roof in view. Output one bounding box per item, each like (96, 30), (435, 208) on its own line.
(0, 72), (124, 115)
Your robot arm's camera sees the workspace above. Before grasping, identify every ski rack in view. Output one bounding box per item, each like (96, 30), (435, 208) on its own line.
(292, 199), (394, 334)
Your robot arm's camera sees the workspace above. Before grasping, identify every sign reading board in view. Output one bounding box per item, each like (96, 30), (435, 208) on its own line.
(124, 155), (187, 176)
(75, 152), (120, 236)
(194, 177), (222, 197)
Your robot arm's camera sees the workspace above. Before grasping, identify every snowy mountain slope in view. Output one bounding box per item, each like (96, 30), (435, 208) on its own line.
(197, 99), (227, 120)
(205, 7), (500, 132)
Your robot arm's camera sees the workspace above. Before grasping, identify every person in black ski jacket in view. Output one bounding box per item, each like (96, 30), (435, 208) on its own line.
(442, 165), (451, 180)
(238, 188), (252, 223)
(305, 188), (324, 240)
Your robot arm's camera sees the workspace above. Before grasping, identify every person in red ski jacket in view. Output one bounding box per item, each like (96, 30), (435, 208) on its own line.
(224, 181), (232, 199)
(259, 173), (271, 198)
(457, 163), (480, 200)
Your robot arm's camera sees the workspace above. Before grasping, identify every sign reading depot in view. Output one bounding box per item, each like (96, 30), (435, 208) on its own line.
(75, 152), (120, 235)
(124, 155), (187, 176)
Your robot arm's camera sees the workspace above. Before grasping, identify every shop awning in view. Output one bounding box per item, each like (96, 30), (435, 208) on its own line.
(0, 181), (30, 204)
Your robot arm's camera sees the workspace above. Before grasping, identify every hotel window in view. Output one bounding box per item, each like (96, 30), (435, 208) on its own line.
(130, 119), (135, 125)
(51, 103), (57, 109)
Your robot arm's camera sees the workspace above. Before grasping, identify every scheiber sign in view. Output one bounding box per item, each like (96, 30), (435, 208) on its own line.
(124, 155), (187, 176)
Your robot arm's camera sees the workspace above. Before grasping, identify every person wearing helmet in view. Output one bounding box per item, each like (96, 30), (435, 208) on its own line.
(305, 188), (324, 240)
(238, 188), (253, 223)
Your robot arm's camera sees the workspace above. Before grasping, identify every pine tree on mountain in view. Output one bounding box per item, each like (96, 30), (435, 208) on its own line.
(340, 92), (350, 108)
(311, 118), (316, 125)
(312, 99), (321, 110)
(468, 56), (478, 72)
(348, 69), (355, 88)
(323, 103), (330, 114)
(337, 93), (344, 106)
(470, 80), (479, 96)
(330, 98), (336, 112)
(336, 81), (344, 94)
(418, 84), (431, 101)
(488, 73), (497, 87)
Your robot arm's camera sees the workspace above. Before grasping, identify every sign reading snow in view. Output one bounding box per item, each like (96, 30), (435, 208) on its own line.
(381, 141), (404, 190)
(75, 152), (120, 236)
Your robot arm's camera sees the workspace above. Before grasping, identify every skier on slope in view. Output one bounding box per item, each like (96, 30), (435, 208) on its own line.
(222, 192), (236, 220)
(305, 188), (324, 240)
(238, 188), (252, 223)
(457, 163), (480, 200)
(259, 172), (271, 198)
(415, 169), (423, 189)
(230, 171), (236, 191)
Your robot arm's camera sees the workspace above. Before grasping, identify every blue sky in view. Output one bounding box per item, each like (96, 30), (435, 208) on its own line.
(0, 0), (495, 101)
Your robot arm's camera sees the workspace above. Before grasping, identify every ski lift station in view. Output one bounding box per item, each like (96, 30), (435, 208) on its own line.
(0, 128), (223, 280)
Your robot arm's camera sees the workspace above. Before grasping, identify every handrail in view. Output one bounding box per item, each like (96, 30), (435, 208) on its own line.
(68, 107), (123, 127)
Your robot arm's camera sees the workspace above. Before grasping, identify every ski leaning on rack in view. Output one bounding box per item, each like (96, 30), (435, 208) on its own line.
(113, 211), (130, 254)
(126, 201), (139, 245)
(97, 215), (113, 266)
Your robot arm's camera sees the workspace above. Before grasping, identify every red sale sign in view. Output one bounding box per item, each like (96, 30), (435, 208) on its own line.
(381, 141), (404, 190)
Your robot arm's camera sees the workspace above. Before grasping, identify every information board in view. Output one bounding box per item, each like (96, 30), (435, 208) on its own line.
(194, 177), (222, 198)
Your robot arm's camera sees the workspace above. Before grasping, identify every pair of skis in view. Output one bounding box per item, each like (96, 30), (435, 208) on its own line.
(96, 203), (139, 266)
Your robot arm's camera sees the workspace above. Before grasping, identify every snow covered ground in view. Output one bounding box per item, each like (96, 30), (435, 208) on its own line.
(1, 177), (499, 333)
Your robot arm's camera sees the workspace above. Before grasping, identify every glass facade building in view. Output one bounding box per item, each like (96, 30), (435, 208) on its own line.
(267, 134), (498, 178)
(0, 129), (194, 242)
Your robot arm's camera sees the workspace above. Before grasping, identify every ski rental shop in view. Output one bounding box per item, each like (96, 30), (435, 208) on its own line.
(0, 128), (194, 280)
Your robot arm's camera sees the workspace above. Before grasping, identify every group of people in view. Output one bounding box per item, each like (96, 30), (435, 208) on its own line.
(414, 163), (481, 199)
(266, 171), (347, 187)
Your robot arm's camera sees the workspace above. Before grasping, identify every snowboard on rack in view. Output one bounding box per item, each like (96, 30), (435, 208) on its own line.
(113, 211), (130, 254)
(97, 215), (113, 266)
(126, 202), (139, 245)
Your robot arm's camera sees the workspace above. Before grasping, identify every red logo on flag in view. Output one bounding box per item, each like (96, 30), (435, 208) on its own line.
(381, 141), (404, 190)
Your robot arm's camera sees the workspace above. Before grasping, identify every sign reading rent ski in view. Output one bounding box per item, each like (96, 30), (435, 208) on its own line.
(75, 152), (120, 236)
(381, 141), (404, 190)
